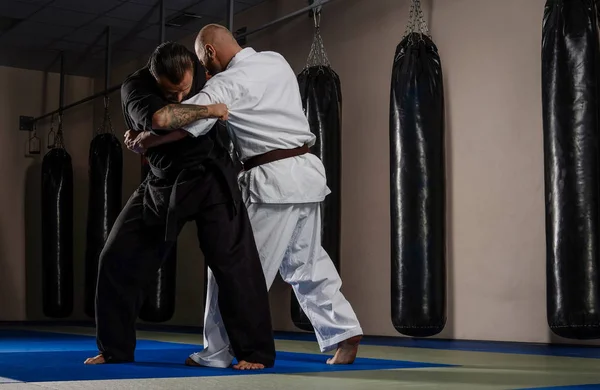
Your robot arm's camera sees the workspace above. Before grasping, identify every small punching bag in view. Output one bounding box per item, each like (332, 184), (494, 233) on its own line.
(542, 0), (600, 339)
(84, 102), (123, 318)
(41, 116), (74, 318)
(389, 0), (446, 337)
(139, 155), (177, 323)
(293, 11), (342, 332)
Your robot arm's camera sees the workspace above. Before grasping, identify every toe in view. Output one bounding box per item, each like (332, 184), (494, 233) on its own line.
(185, 357), (199, 367)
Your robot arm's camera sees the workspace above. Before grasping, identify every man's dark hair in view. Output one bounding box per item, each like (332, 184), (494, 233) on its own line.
(149, 41), (195, 84)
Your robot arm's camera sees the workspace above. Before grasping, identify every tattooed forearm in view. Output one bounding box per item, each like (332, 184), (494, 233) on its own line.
(153, 104), (210, 130)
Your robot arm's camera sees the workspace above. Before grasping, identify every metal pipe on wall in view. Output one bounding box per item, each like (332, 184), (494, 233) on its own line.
(227, 0), (234, 31)
(59, 52), (65, 113)
(105, 26), (112, 91)
(237, 0), (333, 39)
(34, 85), (121, 122)
(159, 0), (166, 43)
(32, 0), (337, 124)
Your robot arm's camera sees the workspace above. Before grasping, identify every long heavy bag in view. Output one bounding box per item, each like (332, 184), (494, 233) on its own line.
(542, 0), (600, 339)
(216, 121), (242, 172)
(389, 32), (446, 337)
(84, 134), (123, 318)
(291, 66), (343, 332)
(41, 148), (74, 318)
(139, 156), (177, 323)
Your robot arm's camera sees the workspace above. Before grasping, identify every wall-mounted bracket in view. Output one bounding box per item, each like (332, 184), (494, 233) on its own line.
(19, 116), (34, 131)
(308, 0), (321, 18)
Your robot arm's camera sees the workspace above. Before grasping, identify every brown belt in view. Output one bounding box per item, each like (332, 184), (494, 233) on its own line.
(242, 145), (309, 171)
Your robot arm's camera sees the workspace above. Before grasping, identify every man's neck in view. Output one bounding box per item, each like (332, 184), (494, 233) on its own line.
(222, 47), (243, 69)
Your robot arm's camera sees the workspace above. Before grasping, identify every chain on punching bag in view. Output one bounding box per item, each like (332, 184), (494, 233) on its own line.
(293, 10), (342, 332)
(84, 97), (123, 318)
(390, 0), (446, 337)
(543, 0), (600, 339)
(41, 114), (74, 318)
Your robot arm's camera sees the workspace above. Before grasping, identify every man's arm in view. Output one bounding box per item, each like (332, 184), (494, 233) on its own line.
(124, 129), (189, 155)
(121, 74), (175, 134)
(171, 79), (234, 138)
(122, 77), (226, 134)
(151, 103), (220, 130)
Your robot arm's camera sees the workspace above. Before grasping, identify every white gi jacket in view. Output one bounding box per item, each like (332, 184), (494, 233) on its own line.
(182, 47), (330, 204)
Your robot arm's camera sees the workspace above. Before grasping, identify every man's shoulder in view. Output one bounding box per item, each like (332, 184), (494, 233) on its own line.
(121, 67), (152, 94)
(255, 50), (286, 62)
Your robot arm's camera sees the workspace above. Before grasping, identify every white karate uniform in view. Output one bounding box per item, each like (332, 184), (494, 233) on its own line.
(181, 47), (363, 367)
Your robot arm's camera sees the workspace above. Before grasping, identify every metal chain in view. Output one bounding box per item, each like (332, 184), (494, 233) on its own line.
(47, 114), (56, 149)
(54, 113), (65, 149)
(402, 0), (431, 41)
(305, 10), (331, 69)
(96, 96), (114, 135)
(28, 122), (40, 155)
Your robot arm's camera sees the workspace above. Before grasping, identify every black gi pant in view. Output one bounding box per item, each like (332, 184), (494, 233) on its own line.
(94, 158), (276, 367)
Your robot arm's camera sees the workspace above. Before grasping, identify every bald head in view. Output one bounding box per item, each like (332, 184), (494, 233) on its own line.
(194, 24), (242, 76)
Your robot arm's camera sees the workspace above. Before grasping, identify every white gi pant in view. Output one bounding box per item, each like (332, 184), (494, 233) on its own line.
(189, 199), (363, 367)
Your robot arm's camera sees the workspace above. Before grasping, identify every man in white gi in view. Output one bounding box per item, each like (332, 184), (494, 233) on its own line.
(126, 24), (363, 368)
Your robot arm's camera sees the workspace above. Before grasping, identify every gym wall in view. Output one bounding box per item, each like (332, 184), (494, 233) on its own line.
(92, 0), (586, 345)
(252, 0), (562, 345)
(0, 66), (94, 321)
(6, 0), (593, 346)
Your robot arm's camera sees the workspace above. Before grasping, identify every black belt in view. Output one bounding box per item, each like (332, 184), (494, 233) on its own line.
(150, 160), (238, 243)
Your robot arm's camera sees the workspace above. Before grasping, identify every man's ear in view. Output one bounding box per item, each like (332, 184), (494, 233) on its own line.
(206, 44), (215, 59)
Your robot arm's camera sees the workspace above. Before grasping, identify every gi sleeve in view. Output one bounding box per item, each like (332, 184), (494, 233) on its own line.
(121, 78), (168, 133)
(181, 78), (235, 138)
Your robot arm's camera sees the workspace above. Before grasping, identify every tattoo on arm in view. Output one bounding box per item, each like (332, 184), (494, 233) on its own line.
(154, 104), (210, 130)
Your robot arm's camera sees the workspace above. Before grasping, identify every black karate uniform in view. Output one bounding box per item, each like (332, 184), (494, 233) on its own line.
(94, 58), (276, 367)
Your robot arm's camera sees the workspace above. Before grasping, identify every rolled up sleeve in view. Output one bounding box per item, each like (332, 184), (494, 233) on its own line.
(182, 78), (234, 138)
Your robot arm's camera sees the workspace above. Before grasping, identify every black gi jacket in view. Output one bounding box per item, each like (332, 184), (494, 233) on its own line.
(120, 58), (225, 174)
(120, 57), (239, 241)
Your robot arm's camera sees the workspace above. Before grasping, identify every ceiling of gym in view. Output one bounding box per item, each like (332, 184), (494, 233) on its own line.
(0, 0), (265, 78)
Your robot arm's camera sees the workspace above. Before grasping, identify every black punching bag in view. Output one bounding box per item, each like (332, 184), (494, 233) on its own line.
(542, 0), (600, 339)
(84, 130), (123, 318)
(389, 3), (446, 337)
(139, 156), (177, 322)
(292, 65), (342, 332)
(41, 127), (74, 318)
(215, 121), (241, 172)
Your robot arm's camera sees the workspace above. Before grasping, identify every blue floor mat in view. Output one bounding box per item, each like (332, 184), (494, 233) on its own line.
(6, 322), (600, 360)
(273, 332), (600, 359)
(0, 330), (450, 382)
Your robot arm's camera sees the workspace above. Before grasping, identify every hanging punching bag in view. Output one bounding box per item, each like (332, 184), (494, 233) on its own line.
(291, 15), (342, 332)
(216, 121), (242, 172)
(389, 0), (446, 337)
(84, 109), (123, 318)
(139, 155), (177, 323)
(41, 122), (74, 318)
(542, 0), (600, 339)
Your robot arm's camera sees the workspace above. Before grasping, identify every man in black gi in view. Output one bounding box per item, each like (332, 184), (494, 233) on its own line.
(84, 42), (275, 371)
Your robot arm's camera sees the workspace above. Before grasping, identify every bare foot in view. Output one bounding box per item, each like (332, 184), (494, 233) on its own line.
(326, 335), (362, 365)
(84, 354), (106, 365)
(232, 360), (265, 370)
(185, 357), (200, 367)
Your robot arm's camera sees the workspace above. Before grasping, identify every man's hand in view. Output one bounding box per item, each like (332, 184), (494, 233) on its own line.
(124, 129), (155, 154)
(125, 128), (190, 153)
(208, 103), (229, 121)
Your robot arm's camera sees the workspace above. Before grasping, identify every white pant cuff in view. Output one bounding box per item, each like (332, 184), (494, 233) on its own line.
(189, 348), (234, 369)
(318, 327), (364, 353)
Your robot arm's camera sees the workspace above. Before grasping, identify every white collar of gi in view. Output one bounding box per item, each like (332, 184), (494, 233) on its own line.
(226, 47), (256, 70)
